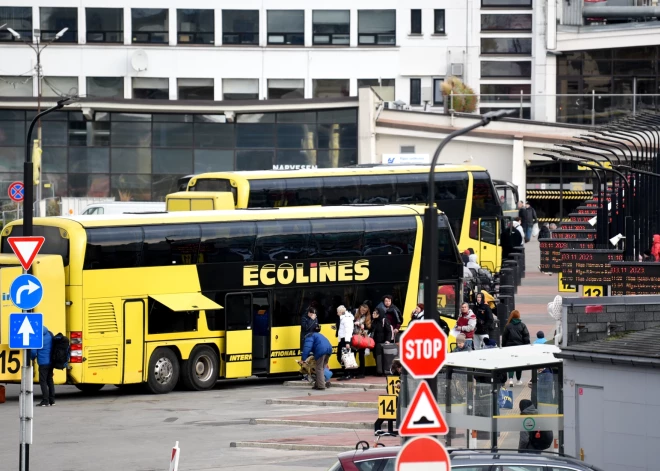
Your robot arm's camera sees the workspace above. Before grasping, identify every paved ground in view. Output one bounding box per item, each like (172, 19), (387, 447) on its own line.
(0, 238), (562, 470)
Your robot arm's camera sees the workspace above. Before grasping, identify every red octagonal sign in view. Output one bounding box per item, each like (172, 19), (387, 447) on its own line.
(400, 320), (447, 379)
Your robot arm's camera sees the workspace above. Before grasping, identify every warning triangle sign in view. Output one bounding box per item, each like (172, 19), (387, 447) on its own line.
(399, 381), (448, 436)
(8, 236), (45, 271)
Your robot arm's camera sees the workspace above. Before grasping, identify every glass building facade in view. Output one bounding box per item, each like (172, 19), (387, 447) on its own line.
(0, 108), (358, 205)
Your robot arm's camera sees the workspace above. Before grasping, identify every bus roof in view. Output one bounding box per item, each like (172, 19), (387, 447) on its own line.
(192, 165), (489, 181)
(35, 204), (436, 229)
(443, 344), (562, 371)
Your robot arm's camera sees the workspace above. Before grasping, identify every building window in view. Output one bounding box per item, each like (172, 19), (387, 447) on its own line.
(312, 10), (350, 45)
(178, 78), (214, 100)
(481, 0), (532, 7)
(223, 79), (259, 100)
(222, 10), (259, 45)
(43, 77), (78, 97)
(87, 77), (124, 98)
(40, 7), (78, 43)
(481, 38), (532, 55)
(481, 61), (531, 78)
(358, 79), (395, 101)
(132, 9), (168, 44)
(0, 76), (32, 96)
(410, 78), (421, 105)
(267, 10), (304, 45)
(434, 10), (445, 34)
(86, 8), (123, 43)
(481, 14), (532, 31)
(0, 7), (32, 42)
(313, 79), (349, 98)
(433, 78), (444, 105)
(410, 10), (422, 35)
(268, 79), (304, 100)
(132, 77), (169, 99)
(400, 145), (415, 154)
(358, 10), (396, 45)
(480, 84), (531, 102)
(177, 9), (214, 44)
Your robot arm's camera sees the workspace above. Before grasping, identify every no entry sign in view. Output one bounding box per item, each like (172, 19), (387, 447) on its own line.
(399, 320), (447, 379)
(395, 436), (450, 471)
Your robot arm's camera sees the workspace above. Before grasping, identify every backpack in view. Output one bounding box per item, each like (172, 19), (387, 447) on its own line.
(529, 430), (554, 450)
(50, 333), (70, 370)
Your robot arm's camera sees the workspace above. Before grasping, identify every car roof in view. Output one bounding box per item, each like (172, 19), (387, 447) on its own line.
(337, 447), (600, 469)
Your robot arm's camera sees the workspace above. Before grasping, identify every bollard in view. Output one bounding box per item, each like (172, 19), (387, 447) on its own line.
(509, 253), (525, 278)
(169, 441), (180, 471)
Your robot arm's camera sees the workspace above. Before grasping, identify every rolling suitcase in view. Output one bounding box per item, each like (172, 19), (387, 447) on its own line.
(382, 344), (399, 374)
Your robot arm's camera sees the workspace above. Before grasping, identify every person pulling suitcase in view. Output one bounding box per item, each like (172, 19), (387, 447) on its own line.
(369, 307), (395, 376)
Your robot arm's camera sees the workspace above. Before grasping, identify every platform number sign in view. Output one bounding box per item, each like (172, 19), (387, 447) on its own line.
(378, 395), (397, 420)
(583, 285), (606, 297)
(386, 376), (401, 396)
(558, 272), (578, 293)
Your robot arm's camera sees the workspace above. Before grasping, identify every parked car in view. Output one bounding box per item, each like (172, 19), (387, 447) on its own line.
(328, 446), (604, 471)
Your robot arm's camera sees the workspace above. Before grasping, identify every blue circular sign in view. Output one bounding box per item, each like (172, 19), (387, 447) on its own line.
(10, 274), (43, 311)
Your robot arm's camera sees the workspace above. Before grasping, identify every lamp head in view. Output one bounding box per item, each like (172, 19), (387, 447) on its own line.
(55, 27), (68, 39)
(6, 27), (20, 39)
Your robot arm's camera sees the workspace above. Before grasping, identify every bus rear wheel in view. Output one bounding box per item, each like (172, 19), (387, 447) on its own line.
(181, 346), (218, 391)
(75, 383), (105, 394)
(146, 348), (180, 394)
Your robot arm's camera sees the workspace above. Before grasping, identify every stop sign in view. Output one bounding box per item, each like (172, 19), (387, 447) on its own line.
(400, 320), (447, 378)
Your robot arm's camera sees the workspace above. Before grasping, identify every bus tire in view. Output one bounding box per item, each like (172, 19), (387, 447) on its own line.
(146, 348), (180, 394)
(74, 383), (105, 394)
(181, 346), (218, 391)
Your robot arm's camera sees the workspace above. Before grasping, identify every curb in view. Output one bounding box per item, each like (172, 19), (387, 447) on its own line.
(284, 381), (383, 390)
(230, 441), (355, 452)
(267, 399), (377, 408)
(249, 418), (372, 429)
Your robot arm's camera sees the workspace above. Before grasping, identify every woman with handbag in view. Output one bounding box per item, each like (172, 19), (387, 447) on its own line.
(352, 304), (372, 379)
(336, 305), (355, 381)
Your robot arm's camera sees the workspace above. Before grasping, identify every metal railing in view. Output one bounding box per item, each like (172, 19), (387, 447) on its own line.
(132, 31), (168, 44)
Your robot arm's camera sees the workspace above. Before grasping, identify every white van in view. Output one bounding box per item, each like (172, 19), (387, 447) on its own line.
(81, 202), (166, 215)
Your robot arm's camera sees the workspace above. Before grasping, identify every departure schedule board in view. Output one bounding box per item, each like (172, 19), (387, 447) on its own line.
(558, 222), (593, 231)
(551, 229), (596, 240)
(611, 262), (660, 295)
(560, 249), (624, 285)
(539, 239), (595, 273)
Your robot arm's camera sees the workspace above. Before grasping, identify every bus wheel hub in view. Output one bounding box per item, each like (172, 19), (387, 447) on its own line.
(154, 358), (173, 384)
(195, 355), (213, 381)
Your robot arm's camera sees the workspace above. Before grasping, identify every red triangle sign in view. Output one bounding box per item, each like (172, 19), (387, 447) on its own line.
(399, 381), (448, 436)
(8, 236), (45, 271)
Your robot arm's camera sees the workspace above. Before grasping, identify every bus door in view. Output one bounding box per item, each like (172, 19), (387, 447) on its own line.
(251, 291), (270, 375)
(224, 292), (254, 378)
(478, 218), (500, 272)
(123, 299), (145, 384)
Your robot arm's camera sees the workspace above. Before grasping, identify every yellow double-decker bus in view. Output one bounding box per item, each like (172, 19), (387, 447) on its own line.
(180, 165), (504, 271)
(0, 205), (462, 394)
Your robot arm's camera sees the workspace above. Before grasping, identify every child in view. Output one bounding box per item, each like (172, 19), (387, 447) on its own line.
(534, 331), (546, 345)
(453, 333), (471, 352)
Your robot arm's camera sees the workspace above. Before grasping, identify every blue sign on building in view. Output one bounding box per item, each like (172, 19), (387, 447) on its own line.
(10, 274), (43, 311)
(9, 313), (43, 349)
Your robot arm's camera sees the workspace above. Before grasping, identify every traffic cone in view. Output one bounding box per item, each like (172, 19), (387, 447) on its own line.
(169, 441), (180, 471)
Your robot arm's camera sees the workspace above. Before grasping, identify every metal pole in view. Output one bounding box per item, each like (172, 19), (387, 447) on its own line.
(559, 161), (563, 224)
(591, 90), (596, 127)
(519, 90), (523, 119)
(35, 44), (42, 218)
(633, 77), (637, 116)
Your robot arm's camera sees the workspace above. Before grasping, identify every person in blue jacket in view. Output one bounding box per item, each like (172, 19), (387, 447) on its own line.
(31, 325), (54, 407)
(301, 325), (333, 390)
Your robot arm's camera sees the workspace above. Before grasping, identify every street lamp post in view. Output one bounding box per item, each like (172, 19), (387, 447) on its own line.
(4, 25), (69, 216)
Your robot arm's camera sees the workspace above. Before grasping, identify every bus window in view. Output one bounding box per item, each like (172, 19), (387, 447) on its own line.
(225, 293), (252, 331)
(359, 175), (396, 204)
(395, 174), (427, 203)
(480, 219), (498, 245)
(193, 178), (232, 192)
(255, 220), (312, 261)
(142, 224), (201, 266)
(285, 177), (323, 206)
(3, 225), (71, 266)
(248, 179), (287, 207)
(272, 288), (303, 328)
(363, 217), (416, 256)
(497, 186), (517, 211)
(304, 285), (357, 324)
(204, 291), (228, 331)
(471, 172), (502, 218)
(355, 283), (406, 316)
(322, 176), (360, 205)
(84, 227), (143, 269)
(148, 299), (199, 334)
(310, 218), (364, 258)
(434, 172), (469, 244)
(199, 222), (257, 263)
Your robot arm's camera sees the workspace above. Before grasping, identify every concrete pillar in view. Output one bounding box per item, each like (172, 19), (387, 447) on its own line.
(169, 8), (177, 46)
(350, 9), (358, 47)
(358, 87), (378, 164)
(512, 136), (527, 202)
(304, 9), (312, 47)
(215, 9), (222, 45)
(169, 77), (177, 100)
(124, 8), (132, 45)
(78, 7), (86, 44)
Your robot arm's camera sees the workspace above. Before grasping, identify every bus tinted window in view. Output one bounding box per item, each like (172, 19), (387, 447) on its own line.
(395, 174), (427, 203)
(301, 285), (357, 325)
(363, 217), (416, 256)
(272, 288), (303, 328)
(471, 172), (502, 218)
(2, 225), (70, 266)
(142, 224), (201, 266)
(248, 179), (287, 207)
(310, 219), (364, 258)
(204, 291), (227, 331)
(255, 220), (312, 261)
(285, 177), (323, 206)
(360, 175), (396, 204)
(193, 178), (232, 192)
(355, 283), (406, 317)
(84, 227), (143, 269)
(322, 176), (360, 205)
(148, 298), (198, 334)
(200, 222), (256, 263)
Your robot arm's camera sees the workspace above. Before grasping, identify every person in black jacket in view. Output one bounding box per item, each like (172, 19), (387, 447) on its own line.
(369, 308), (393, 376)
(473, 293), (494, 350)
(300, 307), (318, 350)
(519, 202), (537, 242)
(502, 309), (530, 386)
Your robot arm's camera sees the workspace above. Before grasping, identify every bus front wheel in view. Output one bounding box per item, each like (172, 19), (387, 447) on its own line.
(75, 383), (105, 394)
(181, 346), (218, 391)
(146, 348), (180, 394)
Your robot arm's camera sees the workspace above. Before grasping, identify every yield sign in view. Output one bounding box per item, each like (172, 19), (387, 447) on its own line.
(7, 236), (45, 271)
(395, 436), (450, 471)
(399, 381), (448, 436)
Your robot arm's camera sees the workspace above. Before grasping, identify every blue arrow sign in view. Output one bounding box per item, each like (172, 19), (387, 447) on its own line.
(10, 274), (43, 311)
(9, 313), (43, 349)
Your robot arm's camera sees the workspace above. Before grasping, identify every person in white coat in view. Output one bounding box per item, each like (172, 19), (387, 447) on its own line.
(466, 254), (481, 270)
(336, 305), (355, 380)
